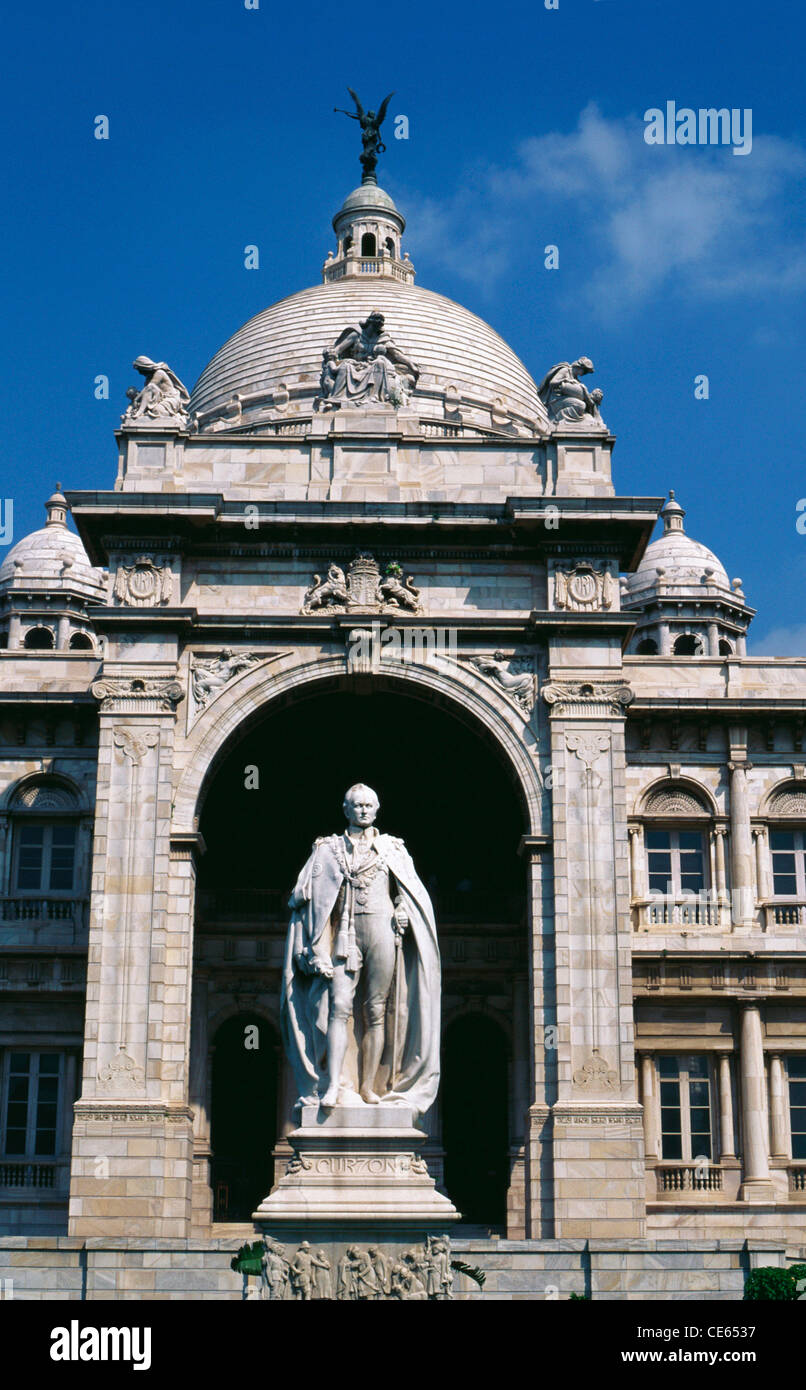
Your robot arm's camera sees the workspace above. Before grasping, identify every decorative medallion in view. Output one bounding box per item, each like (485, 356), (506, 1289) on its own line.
(552, 562), (616, 612)
(113, 555), (174, 608)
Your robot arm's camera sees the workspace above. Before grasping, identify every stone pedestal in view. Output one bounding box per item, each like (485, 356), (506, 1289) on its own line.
(253, 1105), (458, 1224)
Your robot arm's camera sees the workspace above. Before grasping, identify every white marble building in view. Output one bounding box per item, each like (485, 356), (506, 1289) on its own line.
(1, 169), (805, 1271)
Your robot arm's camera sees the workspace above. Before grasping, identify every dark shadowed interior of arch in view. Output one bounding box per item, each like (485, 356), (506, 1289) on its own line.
(443, 1014), (509, 1225)
(198, 686), (526, 916)
(210, 1014), (279, 1222)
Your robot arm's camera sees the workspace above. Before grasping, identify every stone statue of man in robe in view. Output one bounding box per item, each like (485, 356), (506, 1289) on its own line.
(281, 784), (441, 1116)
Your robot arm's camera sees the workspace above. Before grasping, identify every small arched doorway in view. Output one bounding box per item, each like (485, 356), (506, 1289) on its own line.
(210, 1013), (279, 1222)
(442, 1013), (510, 1227)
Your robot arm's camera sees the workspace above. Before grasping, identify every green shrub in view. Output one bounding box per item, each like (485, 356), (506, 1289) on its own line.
(743, 1266), (797, 1301)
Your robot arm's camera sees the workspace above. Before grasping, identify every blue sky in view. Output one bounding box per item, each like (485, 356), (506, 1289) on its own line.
(2, 0), (805, 649)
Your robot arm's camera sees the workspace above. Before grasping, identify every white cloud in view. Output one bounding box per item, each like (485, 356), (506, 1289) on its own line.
(405, 105), (806, 311)
(751, 625), (806, 657)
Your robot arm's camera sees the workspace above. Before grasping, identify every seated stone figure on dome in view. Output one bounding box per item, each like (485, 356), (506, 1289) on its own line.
(319, 311), (419, 408)
(123, 356), (190, 427)
(537, 356), (603, 425)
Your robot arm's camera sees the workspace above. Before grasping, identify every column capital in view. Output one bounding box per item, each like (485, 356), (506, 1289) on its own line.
(542, 679), (633, 718)
(92, 673), (185, 715)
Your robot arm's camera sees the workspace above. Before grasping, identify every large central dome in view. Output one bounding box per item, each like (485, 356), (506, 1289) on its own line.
(190, 184), (545, 437)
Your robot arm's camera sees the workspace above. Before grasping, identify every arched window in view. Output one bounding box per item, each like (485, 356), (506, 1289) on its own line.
(23, 626), (54, 651)
(636, 637), (658, 655)
(360, 232), (376, 256)
(767, 786), (806, 904)
(718, 639), (733, 656)
(673, 633), (702, 656)
(9, 780), (81, 896)
(343, 235), (353, 253)
(384, 236), (395, 256)
(68, 632), (93, 651)
(636, 784), (715, 926)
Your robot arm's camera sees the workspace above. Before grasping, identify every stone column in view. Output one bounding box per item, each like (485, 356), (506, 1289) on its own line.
(190, 972), (213, 1231)
(713, 825), (728, 909)
(753, 826), (772, 903)
(640, 1054), (659, 1160)
(738, 1003), (773, 1200)
(543, 676), (645, 1239)
(769, 1054), (789, 1159)
(507, 974), (530, 1238)
(520, 835), (554, 1239)
(718, 1053), (735, 1160)
(628, 825), (646, 900)
(728, 760), (755, 929)
(68, 671), (196, 1239)
(707, 621), (720, 657)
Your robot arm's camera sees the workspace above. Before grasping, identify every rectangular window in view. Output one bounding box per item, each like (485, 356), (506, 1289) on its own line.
(657, 1054), (713, 1161)
(646, 830), (706, 898)
(1, 1052), (63, 1157)
(789, 1057), (806, 1161)
(13, 823), (76, 894)
(771, 830), (806, 898)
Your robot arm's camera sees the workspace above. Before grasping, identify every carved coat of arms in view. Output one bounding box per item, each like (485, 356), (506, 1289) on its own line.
(302, 554), (422, 614)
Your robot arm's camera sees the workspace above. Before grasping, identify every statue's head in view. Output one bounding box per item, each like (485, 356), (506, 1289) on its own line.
(572, 356), (594, 378)
(132, 355), (157, 377)
(362, 311), (385, 335)
(343, 783), (379, 828)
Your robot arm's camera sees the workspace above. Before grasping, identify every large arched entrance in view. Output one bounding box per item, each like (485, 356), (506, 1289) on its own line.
(192, 678), (531, 1231)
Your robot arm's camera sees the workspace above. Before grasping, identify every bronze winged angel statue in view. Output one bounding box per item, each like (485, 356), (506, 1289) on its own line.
(335, 88), (395, 183)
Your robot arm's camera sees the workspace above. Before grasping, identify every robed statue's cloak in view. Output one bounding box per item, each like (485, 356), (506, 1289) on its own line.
(280, 832), (441, 1118)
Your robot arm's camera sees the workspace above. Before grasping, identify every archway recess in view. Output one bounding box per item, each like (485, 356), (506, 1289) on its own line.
(191, 676), (532, 1233)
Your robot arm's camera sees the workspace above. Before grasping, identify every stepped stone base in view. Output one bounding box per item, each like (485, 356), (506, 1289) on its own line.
(253, 1104), (458, 1224)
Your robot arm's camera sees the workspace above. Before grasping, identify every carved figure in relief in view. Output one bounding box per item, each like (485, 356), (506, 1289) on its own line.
(368, 1246), (389, 1297)
(122, 356), (190, 426)
(311, 1250), (332, 1300)
(289, 1242), (314, 1300)
(262, 1241), (289, 1300)
(190, 649), (259, 709)
(537, 357), (603, 424)
(281, 783), (441, 1114)
(336, 1249), (356, 1300)
(302, 564), (349, 613)
(378, 562), (421, 611)
(469, 650), (535, 712)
